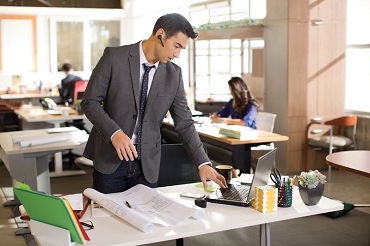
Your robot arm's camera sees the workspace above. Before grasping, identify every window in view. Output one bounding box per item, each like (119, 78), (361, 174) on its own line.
(50, 17), (121, 73)
(56, 21), (84, 71)
(90, 20), (120, 70)
(190, 0), (266, 103)
(345, 0), (370, 114)
(0, 16), (37, 74)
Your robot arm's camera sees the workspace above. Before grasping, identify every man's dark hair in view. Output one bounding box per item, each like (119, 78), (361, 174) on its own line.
(152, 13), (198, 39)
(62, 63), (72, 72)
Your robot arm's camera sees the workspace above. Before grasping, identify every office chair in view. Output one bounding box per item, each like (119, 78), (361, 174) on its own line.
(0, 102), (20, 132)
(303, 115), (357, 182)
(72, 80), (88, 103)
(63, 80), (89, 131)
(158, 143), (203, 246)
(158, 144), (201, 187)
(251, 112), (277, 171)
(252, 112), (277, 151)
(75, 156), (93, 167)
(62, 80), (89, 167)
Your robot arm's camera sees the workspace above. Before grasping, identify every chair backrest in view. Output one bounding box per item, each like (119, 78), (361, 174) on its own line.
(256, 112), (277, 132)
(73, 80), (88, 103)
(325, 115), (357, 127)
(326, 115), (357, 148)
(158, 144), (201, 187)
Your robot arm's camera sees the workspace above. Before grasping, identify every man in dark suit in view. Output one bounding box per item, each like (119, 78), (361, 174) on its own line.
(58, 63), (82, 105)
(81, 13), (227, 193)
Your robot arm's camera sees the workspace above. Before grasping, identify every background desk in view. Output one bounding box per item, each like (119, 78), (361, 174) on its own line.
(14, 106), (87, 177)
(0, 93), (60, 110)
(326, 150), (370, 244)
(326, 150), (370, 178)
(81, 183), (343, 246)
(0, 129), (87, 194)
(161, 118), (289, 166)
(14, 106), (86, 129)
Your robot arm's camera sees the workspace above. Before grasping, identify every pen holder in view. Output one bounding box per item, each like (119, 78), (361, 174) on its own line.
(278, 184), (293, 207)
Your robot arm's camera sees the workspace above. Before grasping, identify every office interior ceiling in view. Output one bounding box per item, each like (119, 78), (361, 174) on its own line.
(0, 0), (121, 8)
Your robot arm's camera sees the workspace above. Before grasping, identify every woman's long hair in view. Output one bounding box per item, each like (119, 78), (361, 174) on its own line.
(228, 77), (259, 115)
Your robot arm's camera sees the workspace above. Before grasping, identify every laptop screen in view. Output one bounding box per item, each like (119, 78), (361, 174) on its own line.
(248, 148), (277, 199)
(205, 148), (277, 207)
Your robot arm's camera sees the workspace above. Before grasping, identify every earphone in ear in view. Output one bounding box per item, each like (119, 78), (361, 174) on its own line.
(157, 34), (164, 47)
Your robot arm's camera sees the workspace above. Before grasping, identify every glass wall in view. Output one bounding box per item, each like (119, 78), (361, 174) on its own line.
(189, 0), (266, 102)
(56, 21), (84, 71)
(51, 17), (121, 73)
(90, 20), (120, 70)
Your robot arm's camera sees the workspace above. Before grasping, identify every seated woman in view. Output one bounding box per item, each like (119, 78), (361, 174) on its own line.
(210, 77), (259, 174)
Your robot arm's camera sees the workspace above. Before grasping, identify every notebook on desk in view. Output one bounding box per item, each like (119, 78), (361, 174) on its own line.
(205, 148), (277, 207)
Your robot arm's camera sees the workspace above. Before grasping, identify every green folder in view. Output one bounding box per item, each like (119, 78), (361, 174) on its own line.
(13, 187), (86, 244)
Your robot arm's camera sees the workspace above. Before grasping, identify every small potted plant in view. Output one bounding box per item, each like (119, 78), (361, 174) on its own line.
(298, 170), (326, 206)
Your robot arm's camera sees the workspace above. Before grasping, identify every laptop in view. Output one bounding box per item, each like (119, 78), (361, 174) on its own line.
(205, 148), (277, 207)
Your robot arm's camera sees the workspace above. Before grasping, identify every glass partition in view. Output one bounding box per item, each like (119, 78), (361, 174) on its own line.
(90, 20), (120, 70)
(56, 21), (84, 71)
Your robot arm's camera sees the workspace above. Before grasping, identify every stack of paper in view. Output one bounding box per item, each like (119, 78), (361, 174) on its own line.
(83, 184), (205, 233)
(219, 125), (259, 140)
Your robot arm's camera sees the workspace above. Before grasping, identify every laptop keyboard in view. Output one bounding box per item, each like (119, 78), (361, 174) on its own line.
(220, 184), (250, 201)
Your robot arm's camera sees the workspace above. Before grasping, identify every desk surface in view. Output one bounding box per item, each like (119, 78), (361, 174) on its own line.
(163, 118), (289, 145)
(14, 106), (85, 123)
(0, 93), (59, 100)
(0, 128), (87, 193)
(0, 128), (86, 155)
(83, 183), (342, 246)
(326, 150), (370, 178)
(13, 106), (87, 177)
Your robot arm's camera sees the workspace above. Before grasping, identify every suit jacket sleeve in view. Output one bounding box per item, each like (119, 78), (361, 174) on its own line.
(169, 70), (210, 167)
(81, 47), (122, 143)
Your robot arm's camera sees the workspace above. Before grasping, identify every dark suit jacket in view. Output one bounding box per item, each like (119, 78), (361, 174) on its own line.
(81, 41), (209, 183)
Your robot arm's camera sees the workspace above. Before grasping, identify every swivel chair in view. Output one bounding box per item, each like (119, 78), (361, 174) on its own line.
(251, 112), (277, 171)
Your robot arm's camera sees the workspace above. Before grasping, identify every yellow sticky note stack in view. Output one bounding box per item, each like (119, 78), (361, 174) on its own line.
(251, 185), (278, 213)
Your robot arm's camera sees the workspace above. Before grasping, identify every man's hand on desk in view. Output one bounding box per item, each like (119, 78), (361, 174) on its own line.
(199, 165), (227, 190)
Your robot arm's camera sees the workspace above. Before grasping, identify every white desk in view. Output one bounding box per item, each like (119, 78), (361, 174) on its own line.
(0, 93), (60, 110)
(14, 106), (86, 128)
(0, 93), (59, 100)
(82, 183), (343, 246)
(0, 128), (87, 195)
(14, 106), (87, 177)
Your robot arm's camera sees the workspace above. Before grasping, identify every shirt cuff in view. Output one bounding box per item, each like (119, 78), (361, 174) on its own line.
(198, 161), (212, 169)
(111, 129), (121, 141)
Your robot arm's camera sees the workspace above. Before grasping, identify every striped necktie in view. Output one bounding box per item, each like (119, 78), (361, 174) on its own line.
(137, 64), (154, 159)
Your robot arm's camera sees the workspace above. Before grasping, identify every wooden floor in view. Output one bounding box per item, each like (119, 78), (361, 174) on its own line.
(1, 160), (369, 246)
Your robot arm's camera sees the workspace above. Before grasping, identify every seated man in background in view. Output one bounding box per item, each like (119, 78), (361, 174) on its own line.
(57, 63), (87, 132)
(58, 63), (82, 105)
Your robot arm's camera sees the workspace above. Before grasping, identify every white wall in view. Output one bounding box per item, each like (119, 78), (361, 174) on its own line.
(0, 6), (124, 91)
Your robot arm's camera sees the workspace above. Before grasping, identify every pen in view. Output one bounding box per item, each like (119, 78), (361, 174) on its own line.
(125, 201), (131, 208)
(80, 221), (94, 229)
(290, 175), (296, 186)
